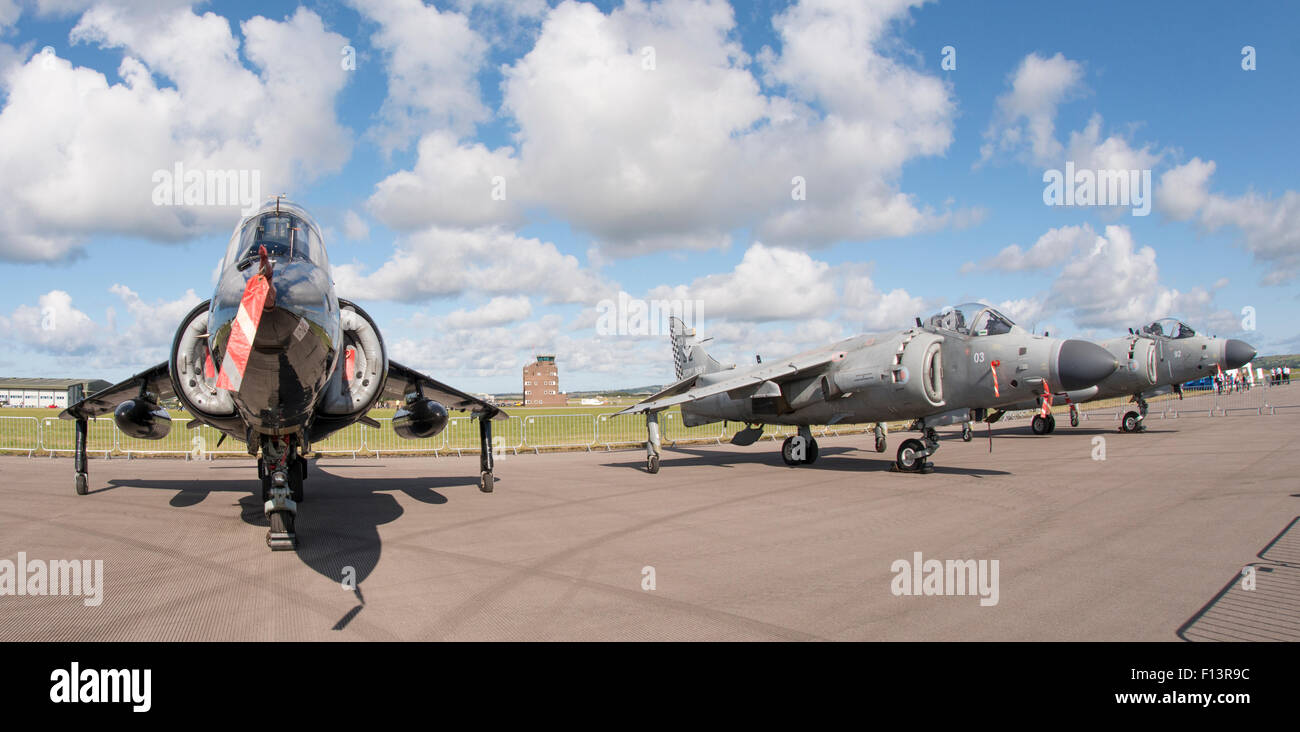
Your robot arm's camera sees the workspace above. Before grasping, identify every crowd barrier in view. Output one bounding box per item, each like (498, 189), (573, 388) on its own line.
(1, 383), (1292, 458)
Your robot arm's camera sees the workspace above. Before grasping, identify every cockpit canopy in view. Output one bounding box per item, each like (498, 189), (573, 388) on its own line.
(926, 303), (1018, 336)
(1139, 317), (1195, 339)
(222, 200), (328, 271)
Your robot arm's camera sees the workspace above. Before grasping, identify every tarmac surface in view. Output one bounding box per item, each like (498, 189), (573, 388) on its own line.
(1, 387), (1297, 641)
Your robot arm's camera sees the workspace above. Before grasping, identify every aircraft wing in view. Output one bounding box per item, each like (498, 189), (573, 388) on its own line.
(382, 360), (508, 419)
(616, 350), (845, 415)
(59, 362), (174, 420)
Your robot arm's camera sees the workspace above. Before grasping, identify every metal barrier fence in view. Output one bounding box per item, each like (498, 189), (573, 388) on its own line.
(2, 384), (1294, 458)
(0, 416), (40, 456)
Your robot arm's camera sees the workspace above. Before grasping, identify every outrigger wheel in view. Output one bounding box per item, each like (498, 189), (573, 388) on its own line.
(477, 411), (496, 492)
(646, 454), (660, 474)
(961, 423), (973, 442)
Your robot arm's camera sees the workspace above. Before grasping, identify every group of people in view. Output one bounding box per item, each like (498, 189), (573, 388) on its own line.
(1212, 365), (1291, 394)
(1268, 365), (1292, 386)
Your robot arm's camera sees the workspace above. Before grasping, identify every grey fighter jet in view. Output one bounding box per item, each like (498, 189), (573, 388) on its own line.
(59, 198), (506, 550)
(618, 303), (1117, 474)
(986, 317), (1256, 434)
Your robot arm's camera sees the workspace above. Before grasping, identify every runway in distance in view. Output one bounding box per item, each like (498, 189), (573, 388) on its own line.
(619, 304), (1119, 473)
(59, 198), (507, 550)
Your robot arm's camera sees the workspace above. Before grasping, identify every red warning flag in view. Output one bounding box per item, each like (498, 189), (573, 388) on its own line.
(344, 346), (356, 381)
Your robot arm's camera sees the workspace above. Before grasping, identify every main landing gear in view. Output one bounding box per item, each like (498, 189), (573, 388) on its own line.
(894, 427), (939, 474)
(781, 426), (819, 466)
(1119, 394), (1149, 433)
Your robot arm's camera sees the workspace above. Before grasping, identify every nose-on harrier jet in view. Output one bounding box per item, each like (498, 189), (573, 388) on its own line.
(618, 304), (1117, 474)
(59, 198), (506, 550)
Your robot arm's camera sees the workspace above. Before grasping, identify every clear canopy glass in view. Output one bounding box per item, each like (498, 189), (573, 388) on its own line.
(1139, 317), (1195, 339)
(222, 200), (328, 271)
(926, 303), (1017, 336)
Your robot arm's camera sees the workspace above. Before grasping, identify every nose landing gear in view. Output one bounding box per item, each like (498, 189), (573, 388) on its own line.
(260, 435), (299, 551)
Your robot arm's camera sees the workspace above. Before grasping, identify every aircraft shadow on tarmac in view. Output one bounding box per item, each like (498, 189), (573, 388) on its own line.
(606, 444), (1011, 477)
(1176, 516), (1300, 642)
(105, 464), (479, 625)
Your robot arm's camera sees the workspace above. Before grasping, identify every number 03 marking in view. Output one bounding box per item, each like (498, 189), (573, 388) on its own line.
(973, 352), (986, 364)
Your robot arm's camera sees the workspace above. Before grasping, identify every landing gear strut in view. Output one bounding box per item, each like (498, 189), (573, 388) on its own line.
(645, 410), (661, 474)
(261, 435), (298, 551)
(73, 416), (89, 495)
(478, 412), (495, 492)
(781, 426), (818, 466)
(873, 423), (887, 453)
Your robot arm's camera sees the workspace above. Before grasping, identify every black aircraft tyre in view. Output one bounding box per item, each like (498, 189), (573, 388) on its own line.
(646, 454), (659, 474)
(1031, 415), (1049, 435)
(804, 438), (819, 465)
(961, 424), (973, 442)
(1070, 410), (1079, 428)
(781, 436), (800, 466)
(896, 438), (926, 472)
(1045, 415), (1056, 433)
(1122, 411), (1140, 433)
(75, 474), (88, 495)
(874, 432), (887, 452)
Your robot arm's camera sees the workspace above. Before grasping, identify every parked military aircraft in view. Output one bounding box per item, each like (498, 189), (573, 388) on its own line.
(618, 304), (1118, 474)
(59, 198), (506, 550)
(986, 317), (1255, 434)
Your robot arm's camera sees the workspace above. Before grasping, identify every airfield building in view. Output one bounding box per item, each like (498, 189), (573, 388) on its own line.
(0, 377), (112, 408)
(522, 356), (565, 406)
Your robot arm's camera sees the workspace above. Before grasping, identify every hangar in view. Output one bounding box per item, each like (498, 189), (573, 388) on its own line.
(0, 378), (111, 409)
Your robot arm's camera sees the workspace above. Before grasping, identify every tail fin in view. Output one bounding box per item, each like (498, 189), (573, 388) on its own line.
(670, 316), (722, 380)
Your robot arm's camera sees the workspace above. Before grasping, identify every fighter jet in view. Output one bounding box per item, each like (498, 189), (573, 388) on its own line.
(59, 198), (506, 550)
(986, 317), (1256, 434)
(617, 303), (1117, 474)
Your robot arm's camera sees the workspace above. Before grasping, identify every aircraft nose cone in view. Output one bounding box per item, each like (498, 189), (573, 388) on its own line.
(1224, 339), (1256, 369)
(1056, 339), (1118, 390)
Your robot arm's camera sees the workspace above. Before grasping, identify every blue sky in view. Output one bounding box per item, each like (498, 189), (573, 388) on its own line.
(0, 0), (1295, 393)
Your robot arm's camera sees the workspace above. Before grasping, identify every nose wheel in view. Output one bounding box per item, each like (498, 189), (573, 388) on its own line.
(1030, 414), (1056, 435)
